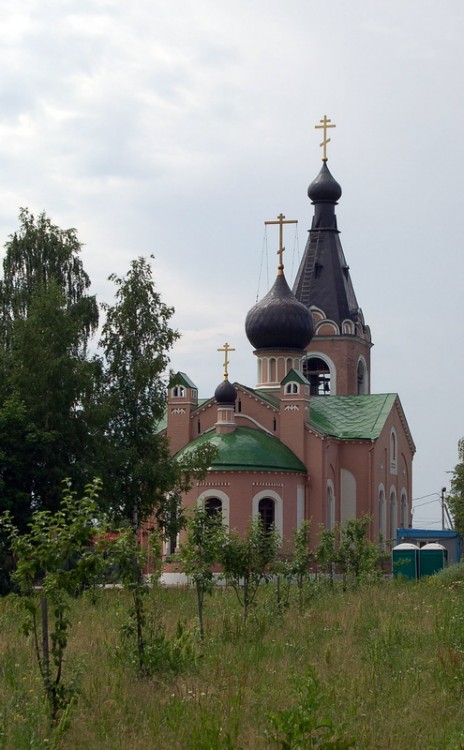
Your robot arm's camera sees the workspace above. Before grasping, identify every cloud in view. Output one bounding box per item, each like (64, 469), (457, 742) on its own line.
(0, 0), (462, 526)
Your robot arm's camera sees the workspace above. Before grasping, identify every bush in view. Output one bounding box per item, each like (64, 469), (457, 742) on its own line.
(427, 562), (464, 587)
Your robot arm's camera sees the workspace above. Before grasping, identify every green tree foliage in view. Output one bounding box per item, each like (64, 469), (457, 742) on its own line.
(110, 527), (198, 678)
(291, 520), (314, 611)
(0, 216), (212, 532)
(0, 211), (100, 526)
(338, 515), (381, 587)
(315, 525), (338, 588)
(220, 515), (280, 621)
(109, 525), (162, 675)
(178, 506), (226, 639)
(272, 521), (314, 613)
(97, 256), (214, 526)
(447, 438), (464, 537)
(0, 208), (98, 351)
(0, 479), (107, 722)
(93, 257), (215, 671)
(97, 256), (179, 525)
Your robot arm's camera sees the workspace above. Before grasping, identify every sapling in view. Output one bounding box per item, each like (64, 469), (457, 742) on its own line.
(178, 505), (226, 639)
(315, 524), (338, 589)
(291, 520), (314, 611)
(337, 515), (381, 588)
(220, 515), (280, 622)
(109, 524), (162, 676)
(0, 478), (106, 722)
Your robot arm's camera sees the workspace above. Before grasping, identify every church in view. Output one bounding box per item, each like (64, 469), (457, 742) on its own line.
(162, 118), (415, 551)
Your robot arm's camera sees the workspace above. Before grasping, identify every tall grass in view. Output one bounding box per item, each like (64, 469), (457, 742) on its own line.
(1, 573), (464, 749)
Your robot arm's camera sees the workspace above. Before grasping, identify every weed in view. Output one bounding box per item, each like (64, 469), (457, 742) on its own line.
(266, 668), (356, 749)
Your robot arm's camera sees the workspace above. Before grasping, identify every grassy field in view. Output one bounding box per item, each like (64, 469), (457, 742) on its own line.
(1, 572), (464, 749)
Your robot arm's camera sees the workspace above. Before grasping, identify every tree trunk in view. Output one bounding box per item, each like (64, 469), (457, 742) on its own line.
(40, 596), (57, 718)
(196, 583), (205, 640)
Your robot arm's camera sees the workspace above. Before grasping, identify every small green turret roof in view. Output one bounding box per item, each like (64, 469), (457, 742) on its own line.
(281, 369), (310, 386)
(175, 426), (306, 473)
(309, 394), (399, 440)
(170, 371), (197, 389)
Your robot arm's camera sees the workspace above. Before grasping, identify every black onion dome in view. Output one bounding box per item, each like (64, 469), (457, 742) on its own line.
(214, 379), (237, 405)
(308, 162), (342, 203)
(245, 273), (314, 350)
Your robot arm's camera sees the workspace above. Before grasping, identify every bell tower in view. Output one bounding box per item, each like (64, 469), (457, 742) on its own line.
(292, 117), (372, 396)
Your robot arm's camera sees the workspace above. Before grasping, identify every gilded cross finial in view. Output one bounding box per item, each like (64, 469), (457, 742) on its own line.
(315, 115), (336, 161)
(217, 342), (235, 380)
(264, 213), (298, 275)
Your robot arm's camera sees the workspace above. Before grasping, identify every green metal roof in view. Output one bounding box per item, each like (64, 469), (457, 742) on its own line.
(281, 369), (310, 386)
(170, 371), (197, 389)
(309, 394), (398, 440)
(175, 426), (307, 473)
(237, 383), (279, 408)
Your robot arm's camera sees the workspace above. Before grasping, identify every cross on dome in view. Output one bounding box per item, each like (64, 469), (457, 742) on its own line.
(217, 342), (235, 380)
(264, 213), (298, 275)
(315, 115), (336, 161)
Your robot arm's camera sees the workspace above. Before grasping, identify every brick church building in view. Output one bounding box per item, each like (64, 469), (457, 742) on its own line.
(162, 126), (415, 552)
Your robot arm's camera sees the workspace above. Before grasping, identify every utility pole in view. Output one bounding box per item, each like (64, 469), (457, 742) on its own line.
(441, 486), (447, 530)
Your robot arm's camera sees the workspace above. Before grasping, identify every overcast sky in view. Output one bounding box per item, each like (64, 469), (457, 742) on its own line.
(0, 0), (462, 528)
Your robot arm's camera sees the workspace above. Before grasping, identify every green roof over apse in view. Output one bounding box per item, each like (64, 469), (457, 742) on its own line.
(309, 394), (398, 440)
(175, 426), (307, 474)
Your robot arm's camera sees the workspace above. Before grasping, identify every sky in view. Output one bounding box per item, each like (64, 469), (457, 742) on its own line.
(0, 0), (463, 528)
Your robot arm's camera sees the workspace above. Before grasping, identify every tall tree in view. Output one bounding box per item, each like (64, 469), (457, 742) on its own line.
(0, 211), (99, 524)
(447, 438), (464, 537)
(0, 208), (98, 352)
(97, 256), (213, 526)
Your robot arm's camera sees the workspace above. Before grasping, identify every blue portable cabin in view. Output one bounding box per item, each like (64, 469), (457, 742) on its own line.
(396, 528), (461, 566)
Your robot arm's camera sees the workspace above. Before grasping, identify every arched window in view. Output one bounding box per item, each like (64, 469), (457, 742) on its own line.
(390, 429), (398, 474)
(327, 481), (335, 530)
(205, 497), (222, 517)
(253, 490), (283, 537)
(400, 491), (408, 528)
(357, 359), (368, 394)
(304, 356), (331, 395)
(269, 358), (277, 382)
(259, 498), (275, 534)
(390, 489), (397, 544)
(164, 494), (179, 556)
(172, 385), (185, 398)
(378, 487), (386, 544)
(198, 490), (230, 527)
(285, 382), (299, 395)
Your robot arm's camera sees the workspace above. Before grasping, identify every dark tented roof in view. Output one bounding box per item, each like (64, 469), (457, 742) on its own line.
(292, 162), (360, 327)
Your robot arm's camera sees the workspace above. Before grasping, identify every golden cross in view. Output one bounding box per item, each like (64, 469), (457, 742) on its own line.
(315, 115), (336, 161)
(217, 342), (235, 380)
(265, 213), (298, 275)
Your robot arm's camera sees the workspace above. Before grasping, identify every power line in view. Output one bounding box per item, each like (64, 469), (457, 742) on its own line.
(412, 492), (441, 502)
(413, 498), (440, 509)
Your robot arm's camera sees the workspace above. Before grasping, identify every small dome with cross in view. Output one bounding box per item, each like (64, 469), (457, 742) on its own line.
(214, 379), (237, 405)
